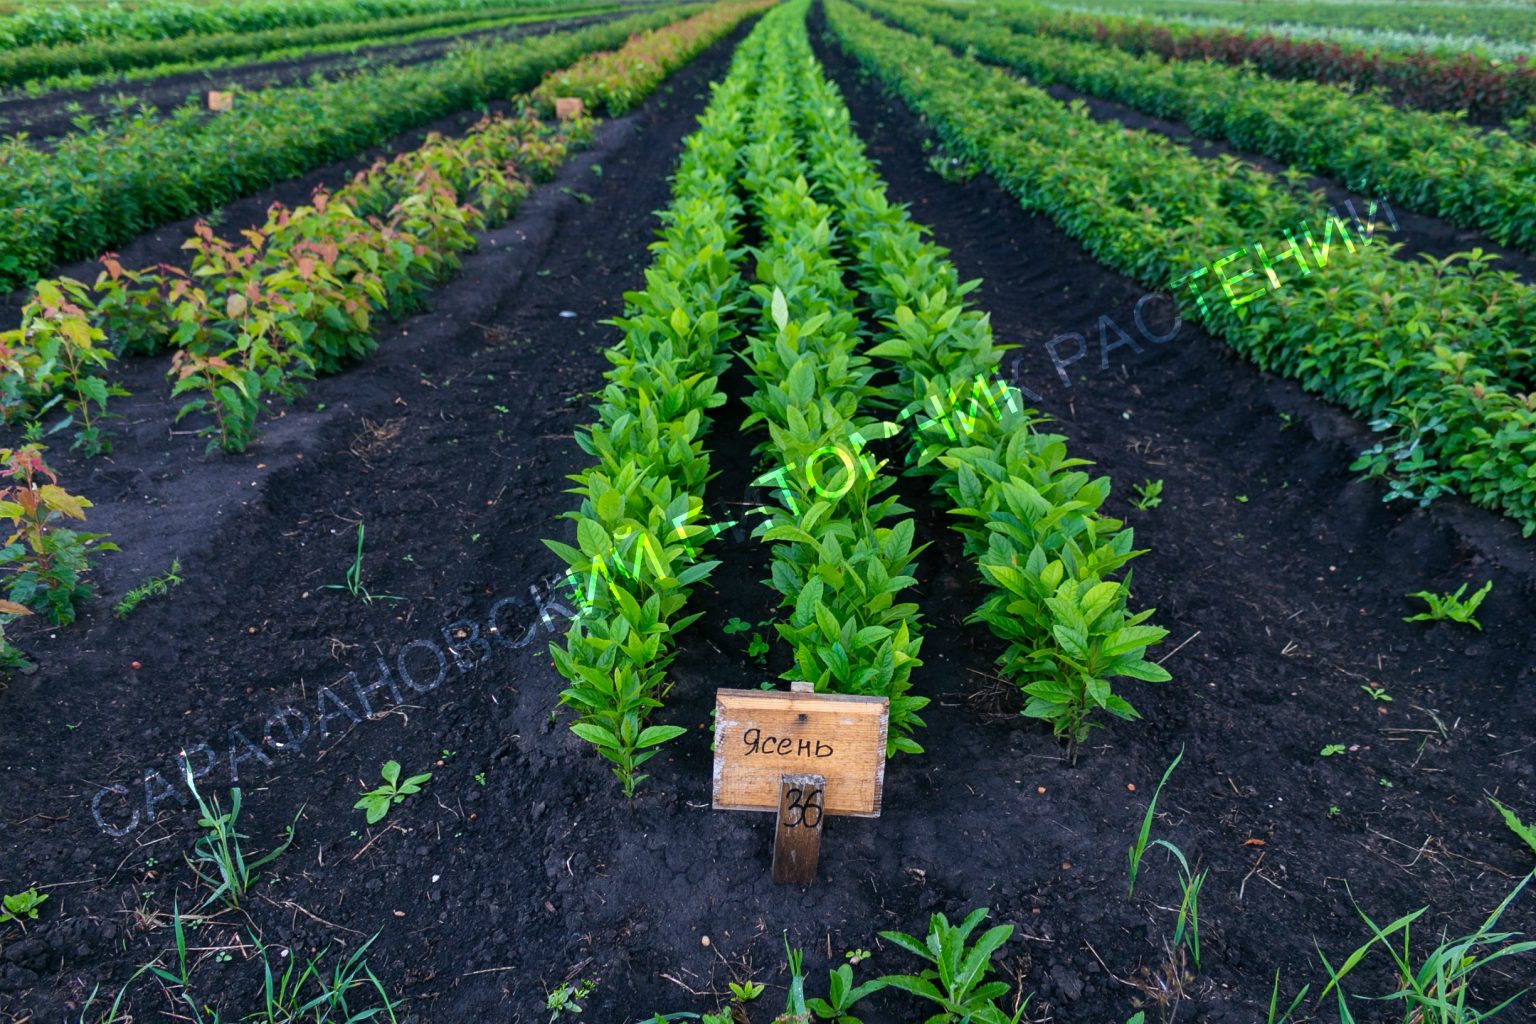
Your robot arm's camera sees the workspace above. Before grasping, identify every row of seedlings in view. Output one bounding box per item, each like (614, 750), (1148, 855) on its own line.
(0, 4), (689, 291)
(783, 3), (1172, 759)
(0, 2), (763, 456)
(861, 0), (1536, 257)
(826, 0), (1536, 536)
(541, 14), (762, 796)
(733, 1), (927, 755)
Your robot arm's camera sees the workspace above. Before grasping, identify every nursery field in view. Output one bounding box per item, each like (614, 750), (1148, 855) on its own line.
(0, 0), (1533, 1022)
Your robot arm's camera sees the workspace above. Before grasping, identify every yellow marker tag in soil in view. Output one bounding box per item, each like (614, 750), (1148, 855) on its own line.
(712, 687), (888, 818)
(207, 91), (233, 112)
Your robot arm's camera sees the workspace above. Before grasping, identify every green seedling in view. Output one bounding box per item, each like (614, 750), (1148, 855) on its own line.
(1130, 479), (1164, 511)
(183, 761), (299, 910)
(876, 908), (1028, 1022)
(1361, 685), (1392, 702)
(1487, 797), (1536, 857)
(1149, 840), (1208, 970)
(322, 522), (402, 605)
(1321, 744), (1347, 757)
(747, 631), (770, 662)
(1128, 746), (1183, 896)
(353, 760), (432, 825)
(475, 772), (487, 786)
(728, 980), (764, 1003)
(114, 558), (183, 618)
(1404, 581), (1492, 630)
(547, 978), (596, 1021)
(722, 616), (751, 635)
(0, 887), (48, 928)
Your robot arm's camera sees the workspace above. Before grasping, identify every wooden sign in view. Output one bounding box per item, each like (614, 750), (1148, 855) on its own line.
(713, 686), (888, 816)
(206, 91), (233, 112)
(713, 684), (888, 884)
(772, 773), (825, 885)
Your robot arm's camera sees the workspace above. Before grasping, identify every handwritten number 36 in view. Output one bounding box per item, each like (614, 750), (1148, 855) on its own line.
(785, 787), (824, 829)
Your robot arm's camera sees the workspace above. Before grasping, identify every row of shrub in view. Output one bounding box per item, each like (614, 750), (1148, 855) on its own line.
(542, 7), (761, 797)
(0, 5), (687, 292)
(778, 1), (1170, 756)
(733, 12), (928, 753)
(0, 0), (574, 48)
(977, 0), (1536, 124)
(0, 3), (761, 457)
(829, 0), (1536, 537)
(863, 0), (1536, 258)
(0, 0), (631, 91)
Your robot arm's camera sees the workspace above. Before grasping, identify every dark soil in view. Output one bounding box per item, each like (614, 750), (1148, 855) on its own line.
(0, 5), (661, 142)
(1, 7), (1534, 1024)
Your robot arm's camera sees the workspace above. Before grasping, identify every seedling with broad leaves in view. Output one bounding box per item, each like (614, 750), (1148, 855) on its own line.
(354, 760), (432, 825)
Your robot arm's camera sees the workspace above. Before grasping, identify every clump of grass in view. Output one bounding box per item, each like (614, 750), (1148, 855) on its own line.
(1318, 872), (1536, 1023)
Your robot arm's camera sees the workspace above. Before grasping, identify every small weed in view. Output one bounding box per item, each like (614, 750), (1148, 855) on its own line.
(1150, 840), (1208, 970)
(1404, 580), (1492, 630)
(0, 887), (48, 928)
(322, 522), (402, 605)
(183, 761), (299, 910)
(547, 978), (596, 1021)
(1131, 479), (1164, 511)
(1360, 685), (1392, 702)
(354, 760), (431, 825)
(746, 631), (770, 662)
(1129, 747), (1183, 896)
(1487, 797), (1536, 857)
(1320, 744), (1347, 757)
(114, 558), (183, 618)
(728, 980), (764, 1003)
(1318, 872), (1536, 1023)
(722, 616), (751, 635)
(475, 772), (487, 786)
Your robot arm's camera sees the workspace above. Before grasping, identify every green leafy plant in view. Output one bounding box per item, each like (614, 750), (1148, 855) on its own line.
(728, 980), (764, 1003)
(546, 978), (596, 1021)
(722, 616), (752, 635)
(114, 558), (183, 618)
(1131, 479), (1164, 510)
(875, 908), (1027, 1023)
(746, 630), (770, 662)
(0, 887), (47, 928)
(1487, 797), (1536, 858)
(1128, 746), (1183, 896)
(1361, 685), (1392, 702)
(1318, 872), (1536, 1023)
(1403, 581), (1492, 630)
(184, 761), (299, 910)
(1321, 744), (1347, 757)
(353, 760), (431, 825)
(0, 445), (117, 625)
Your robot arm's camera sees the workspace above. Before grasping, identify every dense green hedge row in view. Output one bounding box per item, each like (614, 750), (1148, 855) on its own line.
(0, 0), (571, 48)
(0, 6), (686, 293)
(827, 0), (1536, 535)
(782, 5), (1169, 751)
(861, 0), (1536, 257)
(1038, 0), (1536, 46)
(735, 10), (929, 754)
(0, 1), (628, 92)
(973, 0), (1536, 125)
(543, 7), (756, 796)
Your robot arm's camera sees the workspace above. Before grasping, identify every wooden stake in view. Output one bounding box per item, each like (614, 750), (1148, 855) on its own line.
(771, 772), (825, 885)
